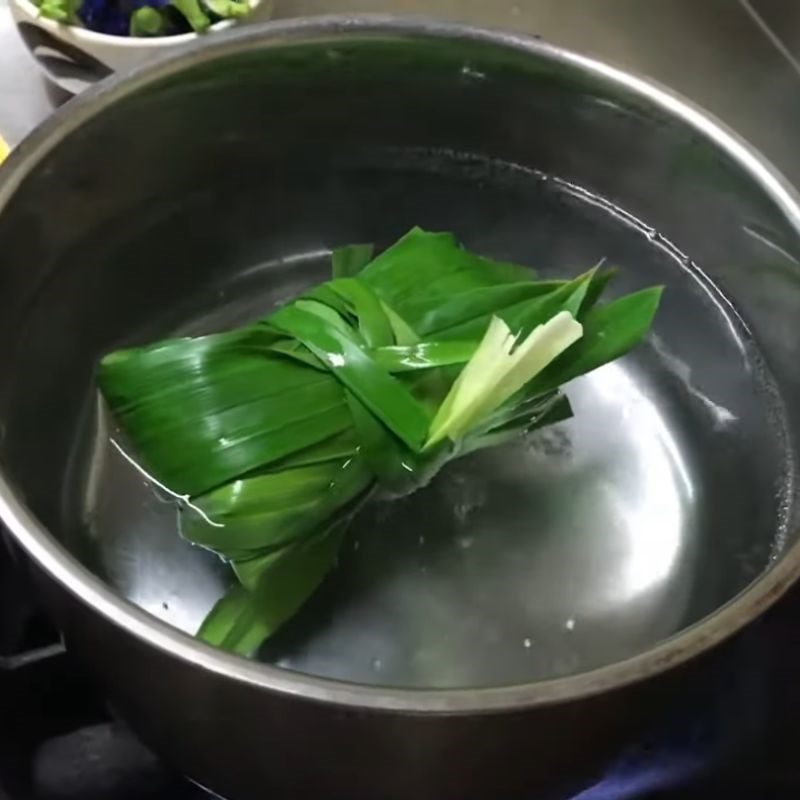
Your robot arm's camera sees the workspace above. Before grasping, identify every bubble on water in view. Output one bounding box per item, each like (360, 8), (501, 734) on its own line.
(565, 618), (576, 631)
(523, 638), (532, 649)
(460, 63), (487, 81)
(444, 472), (487, 524)
(526, 427), (572, 459)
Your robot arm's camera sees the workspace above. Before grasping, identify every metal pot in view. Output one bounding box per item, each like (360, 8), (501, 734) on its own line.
(1, 16), (799, 800)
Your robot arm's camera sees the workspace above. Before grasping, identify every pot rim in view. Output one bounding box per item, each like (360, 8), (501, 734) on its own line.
(2, 14), (799, 715)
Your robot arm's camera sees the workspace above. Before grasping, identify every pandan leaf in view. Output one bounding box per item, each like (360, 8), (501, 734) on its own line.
(412, 281), (564, 337)
(267, 429), (359, 471)
(359, 228), (534, 325)
(294, 300), (361, 342)
(100, 227), (661, 656)
(381, 302), (419, 345)
(103, 359), (351, 497)
(371, 341), (476, 372)
(198, 520), (348, 654)
(528, 287), (663, 394)
(579, 267), (618, 316)
(184, 457), (372, 553)
(345, 392), (419, 493)
(332, 243), (375, 278)
(99, 326), (357, 495)
(461, 392), (573, 455)
(436, 267), (594, 343)
(195, 583), (272, 656)
(327, 279), (395, 347)
(269, 304), (431, 450)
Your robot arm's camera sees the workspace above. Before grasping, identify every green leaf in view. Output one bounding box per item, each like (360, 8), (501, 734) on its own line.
(527, 393), (574, 431)
(381, 302), (419, 345)
(371, 341), (476, 372)
(267, 429), (359, 470)
(183, 457), (371, 553)
(109, 378), (350, 497)
(197, 520), (348, 654)
(461, 392), (572, 455)
(265, 339), (326, 370)
(483, 391), (572, 439)
(99, 330), (352, 496)
(412, 281), (564, 337)
(327, 279), (395, 347)
(360, 228), (535, 326)
(294, 300), (361, 342)
(269, 304), (431, 451)
(345, 392), (418, 493)
(195, 583), (273, 656)
(332, 243), (375, 278)
(100, 227), (661, 656)
(529, 286), (663, 394)
(430, 270), (592, 341)
(579, 267), (618, 317)
(301, 284), (350, 316)
(99, 327), (280, 401)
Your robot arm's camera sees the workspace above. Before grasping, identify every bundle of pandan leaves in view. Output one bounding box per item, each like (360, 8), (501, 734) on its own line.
(99, 227), (660, 654)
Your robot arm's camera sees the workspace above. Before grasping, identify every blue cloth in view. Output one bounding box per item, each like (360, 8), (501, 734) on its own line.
(78, 0), (171, 36)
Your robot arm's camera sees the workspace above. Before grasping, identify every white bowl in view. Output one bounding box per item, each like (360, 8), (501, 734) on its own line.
(10, 0), (273, 94)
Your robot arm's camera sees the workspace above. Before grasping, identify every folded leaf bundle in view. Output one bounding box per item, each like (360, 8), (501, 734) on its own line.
(98, 228), (661, 654)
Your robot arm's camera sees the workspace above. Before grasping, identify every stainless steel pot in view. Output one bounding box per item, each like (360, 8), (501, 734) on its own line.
(1, 16), (800, 800)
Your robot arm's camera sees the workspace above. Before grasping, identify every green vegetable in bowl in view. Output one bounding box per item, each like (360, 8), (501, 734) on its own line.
(34, 0), (252, 37)
(98, 228), (661, 655)
(129, 6), (167, 36)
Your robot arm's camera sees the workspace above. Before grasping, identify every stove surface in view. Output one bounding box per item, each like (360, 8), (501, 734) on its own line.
(3, 535), (800, 800)
(0, 544), (206, 800)
(2, 1), (800, 798)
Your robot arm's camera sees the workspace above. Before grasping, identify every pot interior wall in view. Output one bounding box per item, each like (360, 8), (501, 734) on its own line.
(0, 31), (797, 688)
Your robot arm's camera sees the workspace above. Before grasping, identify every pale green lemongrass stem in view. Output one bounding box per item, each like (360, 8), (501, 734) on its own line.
(426, 311), (583, 447)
